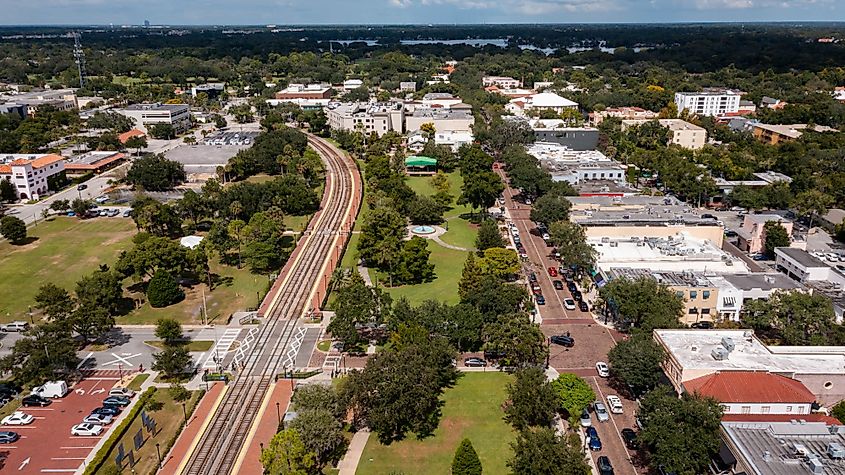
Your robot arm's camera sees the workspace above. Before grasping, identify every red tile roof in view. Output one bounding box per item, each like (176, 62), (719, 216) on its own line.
(684, 371), (815, 404)
(30, 154), (64, 169)
(118, 129), (146, 144)
(0, 165), (10, 174)
(722, 413), (841, 425)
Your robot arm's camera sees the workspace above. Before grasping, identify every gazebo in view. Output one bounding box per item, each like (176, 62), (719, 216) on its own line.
(405, 156), (437, 175)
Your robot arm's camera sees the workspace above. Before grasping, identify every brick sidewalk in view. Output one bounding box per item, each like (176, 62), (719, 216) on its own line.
(159, 381), (227, 475)
(232, 380), (295, 475)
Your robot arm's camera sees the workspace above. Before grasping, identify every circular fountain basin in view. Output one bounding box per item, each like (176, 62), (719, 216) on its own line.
(412, 225), (436, 235)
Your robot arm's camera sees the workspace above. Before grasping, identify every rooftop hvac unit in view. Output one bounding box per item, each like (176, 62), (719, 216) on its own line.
(807, 456), (824, 475)
(721, 337), (736, 352)
(828, 442), (845, 459)
(610, 242), (618, 247)
(794, 443), (810, 456)
(711, 346), (729, 361)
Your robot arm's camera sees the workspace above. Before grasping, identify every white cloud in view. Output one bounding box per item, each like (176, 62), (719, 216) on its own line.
(392, 0), (619, 14)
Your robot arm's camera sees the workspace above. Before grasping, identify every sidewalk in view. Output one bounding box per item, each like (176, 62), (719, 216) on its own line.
(337, 429), (370, 475)
(159, 381), (227, 475)
(232, 380), (295, 475)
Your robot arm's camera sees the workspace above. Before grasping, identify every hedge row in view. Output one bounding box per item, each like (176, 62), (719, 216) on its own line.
(83, 387), (157, 475)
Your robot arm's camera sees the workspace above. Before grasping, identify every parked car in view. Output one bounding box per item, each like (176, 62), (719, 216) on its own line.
(596, 362), (610, 378)
(571, 290), (583, 301)
(21, 395), (51, 407)
(566, 281), (577, 292)
(71, 423), (103, 436)
(76, 183), (87, 191)
(0, 431), (19, 444)
(1, 412), (34, 426)
(528, 272), (537, 282)
(550, 335), (575, 347)
(102, 396), (131, 407)
(91, 406), (121, 417)
(552, 280), (564, 290)
(535, 294), (546, 305)
(606, 395), (624, 414)
(578, 300), (589, 312)
(66, 211), (76, 217)
(690, 321), (714, 329)
(0, 321), (29, 332)
(597, 456), (614, 475)
(83, 414), (113, 425)
(98, 209), (109, 217)
(94, 195), (108, 204)
(594, 402), (610, 422)
(0, 383), (21, 397)
(579, 410), (592, 427)
(621, 428), (638, 449)
(588, 432), (603, 451)
(122, 209), (132, 217)
(547, 266), (558, 277)
(108, 209), (120, 217)
(563, 298), (576, 310)
(108, 387), (135, 398)
(31, 380), (68, 398)
(464, 357), (487, 368)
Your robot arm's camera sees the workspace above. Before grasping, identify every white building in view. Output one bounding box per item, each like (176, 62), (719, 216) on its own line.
(0, 154), (66, 200)
(405, 107), (474, 135)
(621, 118), (707, 150)
(325, 102), (405, 136)
(506, 92), (578, 116)
(419, 93), (463, 109)
(710, 273), (802, 321)
(115, 103), (191, 133)
(0, 88), (78, 118)
(589, 234), (748, 275)
(654, 329), (845, 405)
(342, 79), (364, 91)
(674, 90), (742, 117)
(526, 142), (624, 185)
(407, 130), (473, 152)
(775, 247), (845, 289)
(482, 76), (522, 89)
(590, 107), (658, 125)
(190, 83), (225, 98)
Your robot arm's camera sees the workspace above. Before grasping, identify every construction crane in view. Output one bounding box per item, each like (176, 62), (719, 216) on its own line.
(72, 31), (86, 88)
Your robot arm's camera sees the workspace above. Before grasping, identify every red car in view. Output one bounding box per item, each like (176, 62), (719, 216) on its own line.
(547, 266), (558, 277)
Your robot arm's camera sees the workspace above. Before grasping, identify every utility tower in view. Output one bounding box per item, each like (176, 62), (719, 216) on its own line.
(72, 31), (86, 88)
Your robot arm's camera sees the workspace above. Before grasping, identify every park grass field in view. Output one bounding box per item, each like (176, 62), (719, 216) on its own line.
(381, 240), (467, 305)
(356, 372), (515, 475)
(0, 217), (137, 322)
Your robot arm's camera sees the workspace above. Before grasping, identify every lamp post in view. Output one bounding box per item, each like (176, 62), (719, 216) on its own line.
(155, 443), (162, 468)
(276, 402), (281, 427)
(181, 402), (187, 425)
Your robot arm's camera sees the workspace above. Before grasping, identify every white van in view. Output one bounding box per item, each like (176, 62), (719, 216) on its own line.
(31, 381), (68, 398)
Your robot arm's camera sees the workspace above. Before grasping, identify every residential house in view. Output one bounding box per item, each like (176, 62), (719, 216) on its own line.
(506, 92), (578, 116)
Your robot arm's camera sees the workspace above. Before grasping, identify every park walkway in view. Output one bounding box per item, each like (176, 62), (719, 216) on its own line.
(337, 429), (371, 475)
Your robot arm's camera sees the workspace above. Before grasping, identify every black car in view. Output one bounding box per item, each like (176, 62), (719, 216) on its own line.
(76, 183), (88, 191)
(571, 290), (582, 301)
(22, 394), (51, 407)
(464, 357), (487, 367)
(103, 395), (131, 407)
(483, 349), (506, 361)
(550, 335), (575, 347)
(552, 280), (564, 290)
(0, 431), (19, 444)
(535, 294), (546, 305)
(597, 456), (614, 475)
(566, 281), (577, 292)
(92, 406), (121, 416)
(578, 300), (589, 312)
(621, 428), (638, 449)
(691, 321), (714, 329)
(0, 383), (20, 396)
(528, 272), (537, 282)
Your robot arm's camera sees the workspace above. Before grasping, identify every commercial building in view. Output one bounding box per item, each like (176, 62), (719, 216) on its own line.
(485, 86), (536, 99)
(406, 107), (474, 135)
(63, 151), (126, 175)
(621, 118), (707, 150)
(527, 118), (599, 151)
(190, 83), (225, 98)
(751, 123), (838, 145)
(589, 106), (658, 125)
(399, 82), (416, 93)
(736, 214), (794, 255)
(506, 92), (578, 116)
(674, 90), (742, 117)
(0, 88), (78, 118)
(685, 371), (815, 416)
(721, 419), (845, 475)
(418, 92), (464, 109)
(407, 129), (473, 152)
(275, 83), (333, 100)
(775, 247), (845, 289)
(342, 79), (363, 91)
(589, 233), (745, 275)
(654, 329), (845, 405)
(115, 103), (191, 133)
(527, 142), (624, 185)
(0, 154), (66, 200)
(711, 273), (802, 321)
(713, 171), (793, 198)
(482, 76), (522, 89)
(325, 102), (405, 136)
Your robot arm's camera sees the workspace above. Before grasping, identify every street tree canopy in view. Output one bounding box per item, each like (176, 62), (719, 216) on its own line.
(508, 428), (591, 475)
(598, 277), (684, 333)
(482, 312), (547, 367)
(505, 367), (557, 430)
(607, 334), (667, 397)
(741, 290), (841, 345)
(550, 373), (596, 424)
(548, 220), (596, 271)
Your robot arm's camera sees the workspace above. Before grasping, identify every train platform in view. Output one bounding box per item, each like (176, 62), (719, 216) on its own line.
(159, 381), (227, 475)
(232, 379), (295, 475)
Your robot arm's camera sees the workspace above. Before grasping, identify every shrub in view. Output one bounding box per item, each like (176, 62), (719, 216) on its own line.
(147, 270), (184, 308)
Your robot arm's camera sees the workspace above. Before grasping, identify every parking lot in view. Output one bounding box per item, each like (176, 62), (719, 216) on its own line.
(0, 377), (122, 474)
(201, 131), (259, 146)
(164, 142), (249, 176)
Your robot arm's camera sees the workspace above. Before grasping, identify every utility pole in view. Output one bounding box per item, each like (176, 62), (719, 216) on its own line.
(72, 32), (86, 88)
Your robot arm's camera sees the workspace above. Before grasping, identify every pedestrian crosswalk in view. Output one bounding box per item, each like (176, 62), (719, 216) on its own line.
(201, 328), (241, 370)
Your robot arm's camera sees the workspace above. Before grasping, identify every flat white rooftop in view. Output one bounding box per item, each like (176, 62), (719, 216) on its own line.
(655, 329), (845, 376)
(590, 234), (748, 274)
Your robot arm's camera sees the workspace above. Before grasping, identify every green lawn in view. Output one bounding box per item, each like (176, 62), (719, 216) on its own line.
(379, 240), (468, 306)
(285, 214), (313, 232)
(0, 217), (137, 322)
(144, 340), (214, 351)
(439, 219), (478, 250)
(356, 372), (515, 475)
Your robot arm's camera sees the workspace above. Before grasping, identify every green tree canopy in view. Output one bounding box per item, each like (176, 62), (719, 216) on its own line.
(505, 367), (557, 430)
(599, 277), (684, 333)
(548, 221), (596, 271)
(451, 438), (483, 475)
(607, 334), (666, 397)
(126, 154), (186, 191)
(482, 313), (547, 367)
(550, 373), (596, 424)
(475, 219), (505, 252)
(260, 428), (317, 475)
(763, 220), (790, 257)
(507, 428), (590, 475)
(0, 216), (27, 244)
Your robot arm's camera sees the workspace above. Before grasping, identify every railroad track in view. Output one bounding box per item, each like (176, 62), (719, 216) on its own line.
(181, 134), (360, 475)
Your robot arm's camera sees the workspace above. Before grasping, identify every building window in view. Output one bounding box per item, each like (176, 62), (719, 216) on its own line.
(688, 308), (697, 315)
(701, 308), (710, 315)
(702, 291), (710, 299)
(676, 291), (684, 299)
(786, 406), (793, 413)
(741, 406), (751, 414)
(690, 291), (698, 299)
(761, 406), (771, 414)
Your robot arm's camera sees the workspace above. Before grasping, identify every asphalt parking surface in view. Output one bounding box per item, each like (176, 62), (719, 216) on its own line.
(0, 378), (121, 474)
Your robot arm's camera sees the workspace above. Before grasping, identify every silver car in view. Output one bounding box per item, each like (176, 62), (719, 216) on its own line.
(594, 401), (610, 422)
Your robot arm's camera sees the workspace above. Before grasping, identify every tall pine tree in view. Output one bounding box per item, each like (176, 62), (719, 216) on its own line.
(452, 438), (482, 475)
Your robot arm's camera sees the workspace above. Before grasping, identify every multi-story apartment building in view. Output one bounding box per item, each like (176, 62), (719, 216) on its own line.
(621, 118), (707, 149)
(750, 123), (838, 145)
(674, 90), (741, 117)
(325, 102), (405, 136)
(481, 76), (522, 89)
(115, 103), (192, 133)
(275, 83), (333, 100)
(0, 154), (66, 200)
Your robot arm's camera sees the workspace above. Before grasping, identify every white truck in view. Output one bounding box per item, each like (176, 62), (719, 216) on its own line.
(31, 381), (68, 398)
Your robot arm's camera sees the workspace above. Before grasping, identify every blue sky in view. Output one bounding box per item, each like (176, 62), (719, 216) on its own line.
(0, 0), (842, 25)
